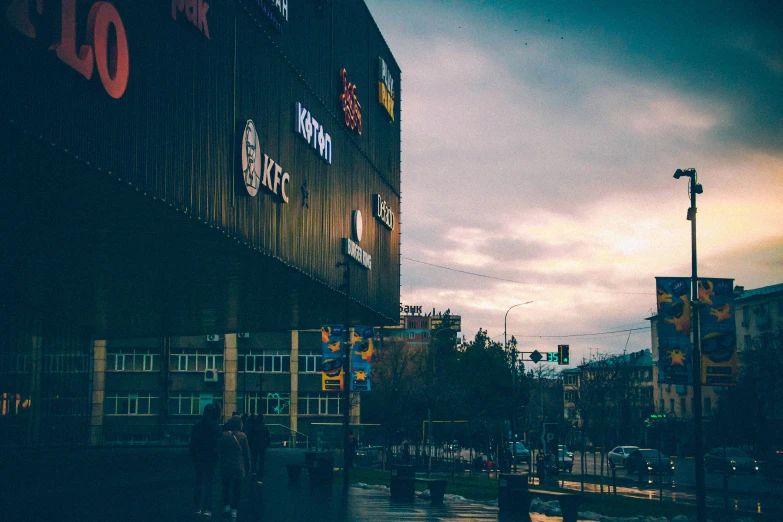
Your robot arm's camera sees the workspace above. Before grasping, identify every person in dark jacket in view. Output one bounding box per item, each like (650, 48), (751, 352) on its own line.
(218, 415), (251, 519)
(344, 429), (358, 469)
(189, 403), (221, 517)
(248, 414), (271, 485)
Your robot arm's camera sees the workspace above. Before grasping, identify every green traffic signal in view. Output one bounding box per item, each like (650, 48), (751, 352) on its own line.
(558, 344), (570, 365)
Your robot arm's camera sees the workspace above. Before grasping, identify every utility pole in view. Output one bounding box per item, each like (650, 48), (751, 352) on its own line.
(338, 260), (352, 490)
(674, 168), (706, 522)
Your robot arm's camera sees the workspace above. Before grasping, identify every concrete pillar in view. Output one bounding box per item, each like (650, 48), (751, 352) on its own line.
(290, 330), (299, 446)
(90, 340), (106, 446)
(224, 334), (237, 422)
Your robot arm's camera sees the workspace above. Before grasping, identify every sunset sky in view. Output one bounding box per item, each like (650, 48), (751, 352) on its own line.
(366, 0), (783, 363)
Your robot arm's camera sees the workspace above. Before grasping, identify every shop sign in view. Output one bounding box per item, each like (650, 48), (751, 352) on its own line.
(339, 68), (362, 135)
(343, 210), (371, 269)
(377, 57), (395, 121)
(241, 120), (290, 202)
(249, 0), (287, 32)
(171, 0), (211, 39)
(372, 194), (394, 231)
(295, 103), (332, 164)
(8, 0), (130, 99)
(400, 305), (423, 314)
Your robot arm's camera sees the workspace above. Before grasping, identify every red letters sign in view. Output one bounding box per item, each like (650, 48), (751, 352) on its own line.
(339, 68), (363, 135)
(7, 0), (130, 99)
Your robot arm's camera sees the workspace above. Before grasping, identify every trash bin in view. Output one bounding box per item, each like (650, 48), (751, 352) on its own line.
(498, 473), (529, 515)
(390, 465), (415, 500)
(307, 452), (334, 486)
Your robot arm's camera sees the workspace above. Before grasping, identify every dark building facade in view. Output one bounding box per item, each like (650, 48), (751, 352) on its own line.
(1, 0), (400, 445)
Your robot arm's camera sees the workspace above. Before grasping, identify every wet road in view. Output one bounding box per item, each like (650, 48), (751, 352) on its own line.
(0, 446), (580, 522)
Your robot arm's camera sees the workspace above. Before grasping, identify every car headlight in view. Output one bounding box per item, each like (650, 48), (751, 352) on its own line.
(647, 466), (654, 470)
(730, 460), (736, 465)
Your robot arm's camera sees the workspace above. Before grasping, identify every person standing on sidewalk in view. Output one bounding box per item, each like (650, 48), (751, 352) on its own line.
(344, 429), (359, 469)
(189, 403), (221, 517)
(218, 415), (250, 519)
(249, 414), (271, 485)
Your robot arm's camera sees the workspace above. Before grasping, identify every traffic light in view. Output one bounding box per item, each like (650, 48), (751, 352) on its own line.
(557, 344), (570, 365)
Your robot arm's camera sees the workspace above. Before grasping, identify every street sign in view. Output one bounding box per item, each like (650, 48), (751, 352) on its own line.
(530, 350), (542, 364)
(546, 352), (559, 362)
(540, 427), (556, 446)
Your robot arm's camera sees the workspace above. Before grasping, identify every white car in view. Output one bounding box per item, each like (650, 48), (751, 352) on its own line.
(607, 446), (639, 469)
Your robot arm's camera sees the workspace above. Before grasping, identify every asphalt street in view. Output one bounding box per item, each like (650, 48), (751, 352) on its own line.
(0, 447), (560, 522)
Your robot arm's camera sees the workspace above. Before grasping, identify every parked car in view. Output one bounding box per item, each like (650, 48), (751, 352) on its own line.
(507, 441), (531, 465)
(557, 445), (574, 472)
(704, 447), (758, 474)
(760, 447), (783, 481)
(625, 449), (674, 475)
(607, 446), (640, 469)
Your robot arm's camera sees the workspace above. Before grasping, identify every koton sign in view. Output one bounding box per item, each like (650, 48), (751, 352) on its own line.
(295, 103), (332, 164)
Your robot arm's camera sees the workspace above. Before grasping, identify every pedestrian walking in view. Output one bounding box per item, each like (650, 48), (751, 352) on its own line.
(248, 414), (271, 485)
(218, 415), (251, 519)
(344, 429), (358, 469)
(189, 403), (221, 517)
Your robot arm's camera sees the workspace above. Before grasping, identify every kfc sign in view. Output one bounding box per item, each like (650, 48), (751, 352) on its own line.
(241, 120), (290, 203)
(7, 0), (129, 99)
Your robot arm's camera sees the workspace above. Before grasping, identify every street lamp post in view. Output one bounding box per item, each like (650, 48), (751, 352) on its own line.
(673, 168), (706, 522)
(504, 301), (533, 472)
(427, 326), (457, 478)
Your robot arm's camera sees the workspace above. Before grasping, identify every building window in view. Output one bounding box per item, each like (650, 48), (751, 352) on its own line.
(40, 396), (88, 416)
(107, 350), (160, 372)
(167, 393), (222, 416)
(408, 332), (415, 339)
(298, 354), (322, 373)
(0, 354), (31, 373)
(640, 388), (653, 401)
(105, 394), (160, 415)
(564, 374), (578, 386)
(297, 393), (343, 416)
(238, 392), (290, 416)
(169, 350), (223, 373)
(42, 354), (89, 373)
(564, 391), (577, 402)
(240, 352), (290, 373)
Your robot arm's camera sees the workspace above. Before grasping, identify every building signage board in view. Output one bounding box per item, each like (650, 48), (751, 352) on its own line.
(343, 210), (371, 269)
(698, 278), (737, 386)
(350, 326), (374, 392)
(377, 57), (395, 121)
(656, 276), (738, 386)
(240, 119), (291, 202)
(372, 194), (394, 231)
(321, 325), (345, 391)
(656, 277), (693, 385)
(295, 103), (332, 164)
(339, 68), (362, 135)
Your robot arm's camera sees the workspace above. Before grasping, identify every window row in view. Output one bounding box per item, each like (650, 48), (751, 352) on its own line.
(237, 392), (291, 416)
(297, 393), (344, 416)
(107, 351), (160, 372)
(0, 354), (88, 374)
(168, 393), (223, 416)
(40, 397), (89, 416)
(105, 394), (161, 415)
(170, 353), (224, 372)
(239, 353), (322, 373)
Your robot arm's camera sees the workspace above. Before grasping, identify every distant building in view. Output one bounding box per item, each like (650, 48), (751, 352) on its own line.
(734, 283), (783, 351)
(379, 309), (462, 348)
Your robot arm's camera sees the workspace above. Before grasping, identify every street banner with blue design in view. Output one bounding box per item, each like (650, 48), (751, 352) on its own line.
(350, 326), (374, 391)
(321, 325), (344, 391)
(698, 278), (737, 386)
(656, 277), (693, 385)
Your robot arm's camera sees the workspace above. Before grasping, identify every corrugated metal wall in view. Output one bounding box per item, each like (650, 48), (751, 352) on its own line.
(0, 0), (400, 322)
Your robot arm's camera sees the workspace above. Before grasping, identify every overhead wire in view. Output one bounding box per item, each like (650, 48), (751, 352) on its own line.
(402, 256), (652, 296)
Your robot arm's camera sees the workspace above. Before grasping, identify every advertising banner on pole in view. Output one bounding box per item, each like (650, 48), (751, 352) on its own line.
(321, 325), (344, 391)
(698, 278), (737, 386)
(350, 326), (374, 391)
(656, 277), (693, 384)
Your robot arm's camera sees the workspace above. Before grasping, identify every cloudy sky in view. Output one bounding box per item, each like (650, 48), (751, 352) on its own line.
(365, 0), (783, 363)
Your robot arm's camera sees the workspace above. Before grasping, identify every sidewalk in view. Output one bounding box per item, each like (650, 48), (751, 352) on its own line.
(0, 447), (575, 522)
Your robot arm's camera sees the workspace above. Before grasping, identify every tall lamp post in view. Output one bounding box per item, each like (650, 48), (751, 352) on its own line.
(673, 168), (706, 522)
(427, 326), (457, 478)
(504, 301), (533, 472)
